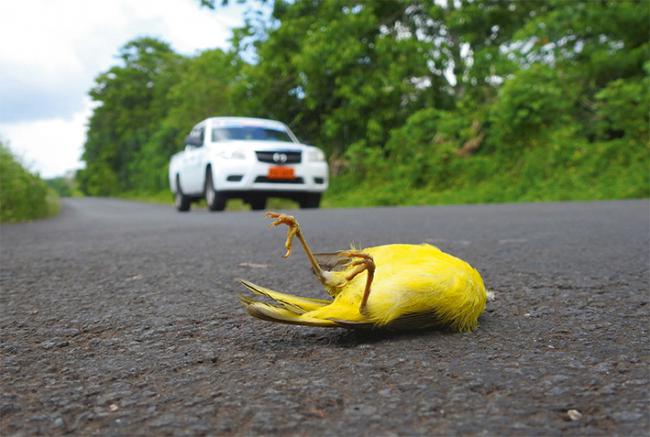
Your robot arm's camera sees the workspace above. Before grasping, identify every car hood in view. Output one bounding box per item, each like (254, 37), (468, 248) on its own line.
(208, 140), (309, 152)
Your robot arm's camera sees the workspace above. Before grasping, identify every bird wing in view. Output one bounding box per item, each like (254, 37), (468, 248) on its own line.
(326, 319), (375, 329)
(314, 251), (354, 272)
(386, 310), (447, 330)
(243, 300), (339, 327)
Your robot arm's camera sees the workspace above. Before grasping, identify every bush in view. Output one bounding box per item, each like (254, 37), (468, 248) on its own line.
(488, 64), (574, 149)
(0, 143), (59, 223)
(594, 72), (650, 141)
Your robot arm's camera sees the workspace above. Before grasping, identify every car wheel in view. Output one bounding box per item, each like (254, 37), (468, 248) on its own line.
(174, 175), (191, 212)
(205, 170), (226, 212)
(249, 196), (267, 211)
(299, 193), (321, 209)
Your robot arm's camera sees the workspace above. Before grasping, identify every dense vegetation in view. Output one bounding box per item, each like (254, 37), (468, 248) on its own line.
(45, 176), (81, 198)
(0, 141), (59, 223)
(78, 0), (649, 205)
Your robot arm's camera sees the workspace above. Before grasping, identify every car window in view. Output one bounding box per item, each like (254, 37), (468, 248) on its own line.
(211, 126), (294, 143)
(198, 127), (205, 146)
(186, 126), (204, 147)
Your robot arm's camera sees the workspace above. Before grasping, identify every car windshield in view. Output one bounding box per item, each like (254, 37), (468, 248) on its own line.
(212, 126), (294, 143)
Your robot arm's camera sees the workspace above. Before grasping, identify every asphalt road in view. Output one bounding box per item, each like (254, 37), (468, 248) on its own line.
(1, 198), (648, 435)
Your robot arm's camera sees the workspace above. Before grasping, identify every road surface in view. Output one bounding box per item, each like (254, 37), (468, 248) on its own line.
(1, 198), (648, 435)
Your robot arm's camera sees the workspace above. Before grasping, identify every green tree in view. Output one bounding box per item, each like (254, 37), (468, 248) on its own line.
(78, 37), (184, 195)
(79, 38), (241, 194)
(232, 1), (450, 156)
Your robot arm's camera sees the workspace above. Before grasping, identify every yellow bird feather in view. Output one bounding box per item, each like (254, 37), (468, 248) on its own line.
(240, 213), (488, 332)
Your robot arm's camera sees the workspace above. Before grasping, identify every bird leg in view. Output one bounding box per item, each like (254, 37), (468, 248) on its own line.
(265, 213), (375, 307)
(265, 212), (326, 282)
(337, 250), (376, 313)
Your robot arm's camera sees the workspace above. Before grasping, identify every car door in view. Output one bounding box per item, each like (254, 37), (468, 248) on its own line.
(183, 125), (207, 194)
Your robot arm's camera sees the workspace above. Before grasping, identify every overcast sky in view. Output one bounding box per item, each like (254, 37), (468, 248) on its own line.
(0, 0), (248, 178)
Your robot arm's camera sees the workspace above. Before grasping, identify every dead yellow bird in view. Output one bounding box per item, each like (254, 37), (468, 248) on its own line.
(240, 212), (488, 332)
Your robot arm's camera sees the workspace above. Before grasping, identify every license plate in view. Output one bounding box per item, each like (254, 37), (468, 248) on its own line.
(268, 166), (294, 179)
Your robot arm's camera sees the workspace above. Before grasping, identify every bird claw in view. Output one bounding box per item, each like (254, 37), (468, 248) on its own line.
(265, 211), (297, 227)
(265, 212), (299, 258)
(263, 212), (327, 285)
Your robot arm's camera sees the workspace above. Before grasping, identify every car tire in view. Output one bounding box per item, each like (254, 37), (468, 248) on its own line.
(205, 170), (226, 212)
(299, 193), (321, 209)
(249, 196), (267, 211)
(174, 175), (191, 212)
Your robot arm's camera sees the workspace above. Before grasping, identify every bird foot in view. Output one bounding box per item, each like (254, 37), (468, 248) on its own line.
(265, 212), (299, 258)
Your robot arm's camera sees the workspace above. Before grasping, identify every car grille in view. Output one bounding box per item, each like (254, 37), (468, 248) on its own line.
(254, 176), (304, 184)
(256, 150), (302, 164)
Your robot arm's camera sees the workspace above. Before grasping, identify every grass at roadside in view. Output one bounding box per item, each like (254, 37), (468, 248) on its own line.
(324, 139), (650, 207)
(0, 143), (60, 223)
(324, 169), (649, 208)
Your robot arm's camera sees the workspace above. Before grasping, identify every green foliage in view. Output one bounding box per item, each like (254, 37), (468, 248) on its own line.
(230, 0), (466, 153)
(594, 69), (650, 141)
(45, 177), (72, 197)
(45, 176), (82, 198)
(80, 0), (650, 207)
(77, 37), (184, 195)
(327, 132), (649, 207)
(0, 142), (59, 223)
(488, 64), (574, 149)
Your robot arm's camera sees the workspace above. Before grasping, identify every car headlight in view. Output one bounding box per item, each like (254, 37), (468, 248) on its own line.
(307, 149), (325, 162)
(218, 150), (246, 160)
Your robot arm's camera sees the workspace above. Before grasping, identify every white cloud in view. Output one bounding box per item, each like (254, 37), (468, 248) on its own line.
(0, 0), (247, 177)
(0, 99), (93, 178)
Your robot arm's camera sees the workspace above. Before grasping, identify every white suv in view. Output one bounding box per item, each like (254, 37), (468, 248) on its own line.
(169, 117), (328, 212)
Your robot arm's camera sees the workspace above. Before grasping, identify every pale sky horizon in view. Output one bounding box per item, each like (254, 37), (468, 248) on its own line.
(0, 0), (249, 178)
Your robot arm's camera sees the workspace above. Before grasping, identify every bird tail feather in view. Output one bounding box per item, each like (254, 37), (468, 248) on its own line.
(239, 279), (330, 314)
(239, 279), (345, 327)
(239, 279), (377, 328)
